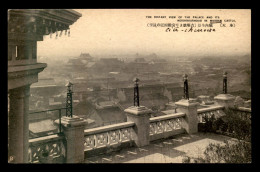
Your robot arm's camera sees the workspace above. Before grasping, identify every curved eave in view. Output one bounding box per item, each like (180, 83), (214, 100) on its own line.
(8, 9), (82, 26)
(64, 9), (82, 17)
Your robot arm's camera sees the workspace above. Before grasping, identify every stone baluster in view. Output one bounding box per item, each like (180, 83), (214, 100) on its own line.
(214, 94), (235, 109)
(124, 106), (152, 147)
(175, 99), (199, 134)
(58, 116), (87, 163)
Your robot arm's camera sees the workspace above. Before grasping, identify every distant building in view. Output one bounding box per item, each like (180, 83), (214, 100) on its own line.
(64, 53), (95, 75)
(73, 99), (126, 128)
(30, 79), (66, 110)
(197, 95), (214, 105)
(29, 119), (58, 138)
(149, 58), (167, 64)
(79, 53), (94, 61)
(134, 58), (146, 63)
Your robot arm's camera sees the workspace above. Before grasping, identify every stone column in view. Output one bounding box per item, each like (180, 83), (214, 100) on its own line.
(124, 106), (152, 147)
(214, 94), (235, 109)
(59, 116), (87, 163)
(8, 85), (30, 163)
(175, 99), (199, 134)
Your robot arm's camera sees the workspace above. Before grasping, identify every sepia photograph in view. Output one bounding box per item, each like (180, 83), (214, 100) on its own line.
(7, 9), (251, 164)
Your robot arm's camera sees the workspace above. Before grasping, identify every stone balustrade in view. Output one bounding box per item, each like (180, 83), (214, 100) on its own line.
(236, 107), (251, 112)
(230, 107), (251, 120)
(27, 106), (190, 162)
(149, 113), (186, 141)
(84, 122), (135, 153)
(197, 105), (225, 123)
(28, 134), (65, 163)
(27, 98), (248, 163)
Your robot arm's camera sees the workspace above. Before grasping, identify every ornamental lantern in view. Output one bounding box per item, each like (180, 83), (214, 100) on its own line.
(133, 77), (140, 107)
(65, 81), (73, 117)
(183, 74), (189, 100)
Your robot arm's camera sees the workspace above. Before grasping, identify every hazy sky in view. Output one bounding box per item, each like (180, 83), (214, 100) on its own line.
(37, 9), (251, 58)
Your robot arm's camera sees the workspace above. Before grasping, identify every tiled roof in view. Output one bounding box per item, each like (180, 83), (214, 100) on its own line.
(161, 109), (177, 115)
(29, 119), (57, 134)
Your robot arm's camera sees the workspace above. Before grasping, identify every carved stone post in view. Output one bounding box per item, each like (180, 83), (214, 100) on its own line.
(214, 94), (235, 109)
(60, 116), (87, 163)
(175, 99), (199, 134)
(124, 106), (152, 147)
(124, 78), (152, 147)
(214, 71), (235, 109)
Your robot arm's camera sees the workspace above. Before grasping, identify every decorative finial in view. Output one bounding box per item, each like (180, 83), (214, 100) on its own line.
(133, 77), (140, 83)
(183, 74), (188, 80)
(223, 71), (227, 78)
(65, 81), (73, 93)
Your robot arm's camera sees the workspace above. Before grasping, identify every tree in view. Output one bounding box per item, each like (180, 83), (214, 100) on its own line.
(183, 108), (251, 163)
(182, 139), (251, 163)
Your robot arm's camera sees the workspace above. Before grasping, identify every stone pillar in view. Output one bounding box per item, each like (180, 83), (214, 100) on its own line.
(214, 94), (235, 109)
(124, 106), (152, 147)
(8, 85), (30, 163)
(59, 116), (87, 163)
(175, 99), (199, 134)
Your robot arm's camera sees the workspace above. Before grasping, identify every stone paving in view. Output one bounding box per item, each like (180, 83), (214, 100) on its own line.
(84, 132), (232, 163)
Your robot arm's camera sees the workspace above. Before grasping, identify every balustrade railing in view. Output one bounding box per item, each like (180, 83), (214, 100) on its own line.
(28, 134), (66, 163)
(149, 112), (186, 141)
(197, 105), (225, 123)
(84, 122), (135, 151)
(29, 105), (241, 163)
(230, 107), (251, 120)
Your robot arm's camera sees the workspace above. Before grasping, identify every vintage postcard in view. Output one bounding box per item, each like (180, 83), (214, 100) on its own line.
(8, 9), (251, 163)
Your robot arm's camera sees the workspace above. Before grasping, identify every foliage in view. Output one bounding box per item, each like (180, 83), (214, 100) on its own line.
(200, 108), (251, 141)
(203, 114), (217, 133)
(151, 106), (160, 112)
(41, 149), (49, 157)
(182, 139), (251, 163)
(214, 108), (251, 141)
(183, 108), (251, 163)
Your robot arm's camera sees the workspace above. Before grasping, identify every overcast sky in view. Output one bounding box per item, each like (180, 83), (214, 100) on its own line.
(37, 9), (251, 58)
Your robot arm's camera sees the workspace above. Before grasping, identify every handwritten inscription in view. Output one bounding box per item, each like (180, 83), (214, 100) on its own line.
(166, 27), (216, 32)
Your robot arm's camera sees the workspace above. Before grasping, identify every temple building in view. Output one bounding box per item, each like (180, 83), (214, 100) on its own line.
(8, 9), (81, 163)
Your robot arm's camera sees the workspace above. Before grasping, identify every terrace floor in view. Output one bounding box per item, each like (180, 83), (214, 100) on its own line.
(84, 132), (233, 163)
